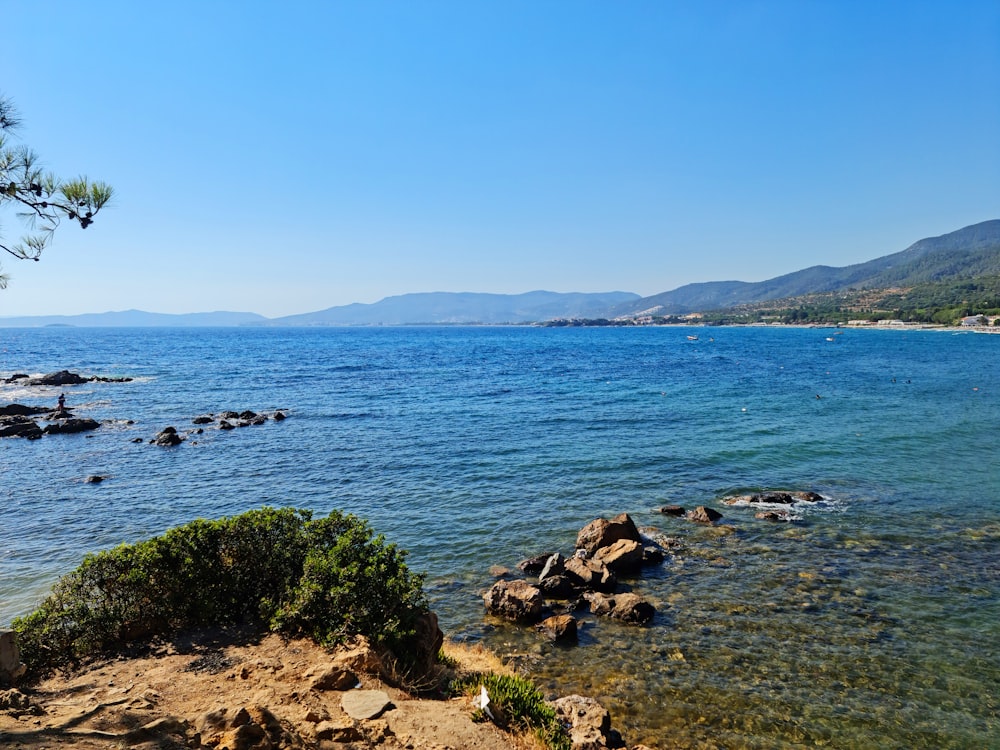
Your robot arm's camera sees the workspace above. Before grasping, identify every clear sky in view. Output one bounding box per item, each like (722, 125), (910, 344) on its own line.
(2, 0), (998, 318)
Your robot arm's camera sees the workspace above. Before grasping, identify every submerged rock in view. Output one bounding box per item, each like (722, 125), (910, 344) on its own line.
(756, 510), (793, 522)
(538, 614), (578, 643)
(687, 506), (723, 524)
(584, 591), (655, 625)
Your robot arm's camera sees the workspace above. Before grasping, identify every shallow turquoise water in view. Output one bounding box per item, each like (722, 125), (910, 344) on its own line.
(1, 325), (997, 747)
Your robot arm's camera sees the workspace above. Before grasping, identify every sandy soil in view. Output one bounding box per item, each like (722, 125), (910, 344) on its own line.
(0, 630), (534, 750)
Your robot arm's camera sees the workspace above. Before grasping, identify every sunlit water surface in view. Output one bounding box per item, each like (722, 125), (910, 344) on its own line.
(1, 326), (997, 748)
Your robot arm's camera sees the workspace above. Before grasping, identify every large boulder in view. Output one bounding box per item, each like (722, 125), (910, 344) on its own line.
(592, 539), (643, 574)
(483, 579), (544, 623)
(575, 513), (641, 555)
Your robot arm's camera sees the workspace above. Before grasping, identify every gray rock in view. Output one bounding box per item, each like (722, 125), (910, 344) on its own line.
(341, 689), (392, 720)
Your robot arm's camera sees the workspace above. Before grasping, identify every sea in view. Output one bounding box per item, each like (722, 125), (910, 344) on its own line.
(1, 325), (997, 749)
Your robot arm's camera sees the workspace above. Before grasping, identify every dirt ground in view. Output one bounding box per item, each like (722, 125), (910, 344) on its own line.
(0, 630), (533, 750)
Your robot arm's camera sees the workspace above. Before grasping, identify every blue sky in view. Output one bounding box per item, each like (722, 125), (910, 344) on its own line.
(2, 0), (998, 317)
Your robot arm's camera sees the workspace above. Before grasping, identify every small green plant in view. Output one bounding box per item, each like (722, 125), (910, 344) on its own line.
(452, 672), (571, 750)
(12, 507), (427, 682)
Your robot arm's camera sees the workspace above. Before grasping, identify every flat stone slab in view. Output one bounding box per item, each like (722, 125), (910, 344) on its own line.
(341, 689), (392, 720)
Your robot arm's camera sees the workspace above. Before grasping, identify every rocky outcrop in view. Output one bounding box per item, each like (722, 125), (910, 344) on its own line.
(148, 409), (289, 446)
(16, 370), (132, 386)
(0, 404), (48, 417)
(483, 579), (544, 623)
(0, 402), (101, 440)
(723, 489), (825, 505)
(0, 416), (43, 439)
(486, 513), (658, 638)
(576, 513), (641, 555)
(43, 418), (100, 435)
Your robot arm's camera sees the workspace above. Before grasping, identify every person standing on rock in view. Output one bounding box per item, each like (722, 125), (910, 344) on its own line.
(57, 393), (66, 411)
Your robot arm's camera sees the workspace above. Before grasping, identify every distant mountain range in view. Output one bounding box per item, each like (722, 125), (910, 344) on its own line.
(265, 291), (640, 326)
(0, 310), (268, 328)
(1, 220), (997, 327)
(610, 219), (1000, 317)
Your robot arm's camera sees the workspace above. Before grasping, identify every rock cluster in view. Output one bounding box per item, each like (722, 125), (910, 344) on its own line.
(147, 410), (289, 446)
(1, 369), (132, 440)
(3, 369), (132, 385)
(484, 513), (661, 643)
(659, 490), (827, 524)
(0, 405), (100, 440)
(719, 489), (826, 522)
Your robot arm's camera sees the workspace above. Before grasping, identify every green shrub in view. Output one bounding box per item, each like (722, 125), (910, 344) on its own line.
(452, 672), (571, 750)
(12, 507), (427, 682)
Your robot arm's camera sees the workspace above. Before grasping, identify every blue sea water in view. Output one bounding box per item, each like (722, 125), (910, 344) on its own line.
(1, 325), (998, 748)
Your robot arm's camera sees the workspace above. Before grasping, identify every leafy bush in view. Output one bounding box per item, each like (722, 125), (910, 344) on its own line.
(12, 507), (427, 682)
(452, 672), (571, 750)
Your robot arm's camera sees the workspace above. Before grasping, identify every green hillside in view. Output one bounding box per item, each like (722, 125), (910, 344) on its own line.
(697, 275), (1000, 325)
(612, 220), (1000, 317)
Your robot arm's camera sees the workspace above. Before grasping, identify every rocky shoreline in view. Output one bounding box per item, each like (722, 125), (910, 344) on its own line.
(1, 370), (288, 446)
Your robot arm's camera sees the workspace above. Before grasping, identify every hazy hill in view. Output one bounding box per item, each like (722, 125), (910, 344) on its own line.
(266, 290), (641, 326)
(612, 219), (1000, 316)
(0, 310), (268, 328)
